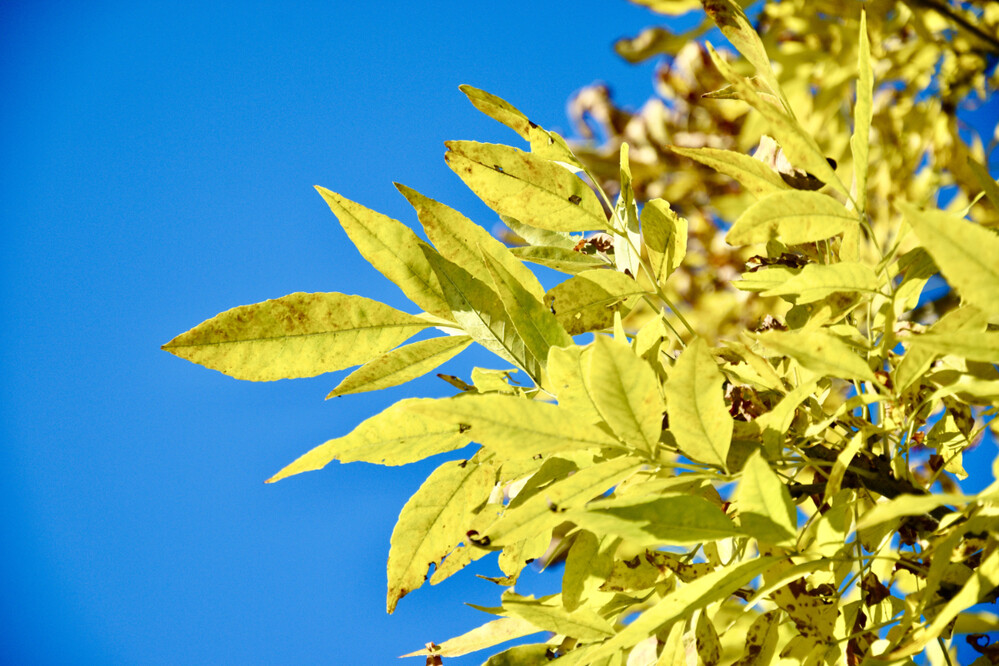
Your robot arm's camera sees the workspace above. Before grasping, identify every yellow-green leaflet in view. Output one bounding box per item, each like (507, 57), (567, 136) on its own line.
(755, 330), (877, 383)
(736, 451), (797, 546)
(314, 187), (451, 318)
(422, 248), (541, 381)
(567, 494), (743, 546)
(547, 345), (602, 423)
(761, 262), (880, 303)
(481, 250), (573, 370)
(733, 611), (780, 666)
(407, 393), (622, 457)
(585, 336), (664, 453)
(583, 557), (777, 662)
(669, 145), (790, 199)
(899, 202), (999, 319)
(326, 335), (472, 398)
(444, 141), (606, 232)
(856, 493), (973, 530)
(907, 331), (999, 363)
(509, 245), (608, 274)
(387, 458), (496, 613)
(891, 547), (999, 658)
(707, 44), (844, 195)
(695, 610), (721, 666)
(459, 84), (535, 140)
(641, 198), (688, 286)
(501, 595), (614, 641)
(161, 292), (429, 382)
(399, 616), (540, 659)
(726, 190), (856, 246)
(265, 398), (474, 482)
(703, 0), (786, 109)
(968, 155), (999, 211)
(664, 337), (733, 470)
(395, 183), (545, 300)
(612, 144), (642, 277)
(545, 269), (650, 336)
(484, 456), (643, 547)
(851, 10), (872, 215)
(894, 305), (987, 392)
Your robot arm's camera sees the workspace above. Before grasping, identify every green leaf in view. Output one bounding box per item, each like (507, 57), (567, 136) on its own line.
(265, 398), (474, 482)
(509, 245), (609, 274)
(545, 270), (649, 335)
(851, 10), (872, 215)
(908, 331), (999, 363)
(735, 451), (797, 546)
(422, 249), (541, 381)
(485, 456), (644, 547)
(395, 183), (545, 300)
(582, 557), (777, 661)
(755, 330), (878, 383)
(899, 202), (999, 319)
(502, 595), (614, 641)
(641, 198), (688, 286)
(726, 191), (856, 246)
(387, 458), (496, 613)
(669, 145), (790, 198)
(585, 336), (665, 453)
(314, 187), (451, 318)
(399, 617), (540, 659)
(707, 45), (844, 196)
(444, 141), (606, 232)
(760, 262), (880, 304)
(702, 0), (785, 107)
(162, 292), (430, 381)
(568, 494), (742, 546)
(326, 334), (472, 398)
(407, 394), (623, 458)
(664, 337), (733, 470)
(481, 250), (573, 371)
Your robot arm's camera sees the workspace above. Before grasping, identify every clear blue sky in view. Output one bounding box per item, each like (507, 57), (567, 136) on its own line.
(2, 2), (995, 665)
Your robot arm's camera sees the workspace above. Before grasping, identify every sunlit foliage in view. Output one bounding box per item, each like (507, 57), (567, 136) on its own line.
(165, 1), (999, 663)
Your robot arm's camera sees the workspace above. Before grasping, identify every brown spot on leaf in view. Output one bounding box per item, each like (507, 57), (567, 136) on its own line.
(568, 194), (582, 205)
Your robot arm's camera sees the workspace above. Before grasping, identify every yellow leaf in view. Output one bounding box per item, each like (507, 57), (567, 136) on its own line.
(585, 336), (665, 453)
(968, 155), (999, 213)
(485, 456), (644, 547)
(568, 494), (742, 546)
(761, 262), (880, 304)
(399, 616), (540, 658)
(665, 337), (733, 470)
(907, 331), (999, 363)
(395, 183), (545, 300)
(899, 202), (999, 319)
(735, 451), (797, 546)
(669, 145), (790, 199)
(314, 187), (451, 317)
(626, 0), (701, 15)
(726, 191), (857, 246)
(856, 493), (972, 530)
(407, 394), (623, 458)
(162, 292), (429, 381)
(703, 0), (785, 107)
(583, 557), (777, 662)
(851, 10), (873, 215)
(545, 270), (650, 336)
(445, 141), (606, 232)
(326, 334), (472, 398)
(265, 398), (474, 482)
(641, 198), (688, 286)
(755, 329), (878, 383)
(509, 245), (609, 274)
(387, 458), (496, 613)
(502, 594), (614, 641)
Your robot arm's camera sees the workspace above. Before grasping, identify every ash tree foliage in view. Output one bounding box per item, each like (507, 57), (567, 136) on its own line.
(163, 0), (999, 663)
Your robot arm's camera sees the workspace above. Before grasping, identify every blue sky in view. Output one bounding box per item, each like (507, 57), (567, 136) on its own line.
(2, 2), (996, 665)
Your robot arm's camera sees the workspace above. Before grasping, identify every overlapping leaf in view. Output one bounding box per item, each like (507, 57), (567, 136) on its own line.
(444, 141), (606, 232)
(641, 198), (688, 286)
(664, 338), (733, 469)
(544, 270), (649, 335)
(726, 191), (857, 246)
(761, 262), (880, 303)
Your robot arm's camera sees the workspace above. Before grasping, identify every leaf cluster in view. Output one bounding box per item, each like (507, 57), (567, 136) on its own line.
(164, 1), (999, 663)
